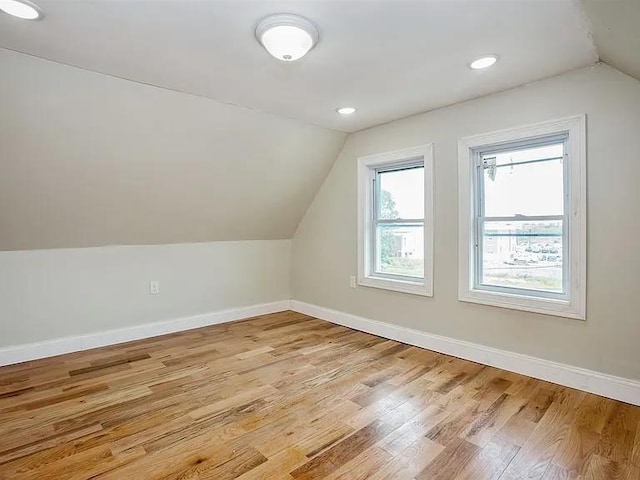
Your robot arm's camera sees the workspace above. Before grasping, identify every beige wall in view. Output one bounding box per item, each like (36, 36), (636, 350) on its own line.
(0, 240), (290, 346)
(0, 48), (346, 250)
(292, 64), (640, 380)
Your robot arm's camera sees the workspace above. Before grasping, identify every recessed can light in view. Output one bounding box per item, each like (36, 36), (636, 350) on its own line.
(470, 55), (498, 70)
(0, 0), (44, 20)
(255, 14), (319, 62)
(336, 107), (356, 115)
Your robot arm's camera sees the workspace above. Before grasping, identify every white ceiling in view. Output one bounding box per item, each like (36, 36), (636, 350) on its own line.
(0, 0), (598, 132)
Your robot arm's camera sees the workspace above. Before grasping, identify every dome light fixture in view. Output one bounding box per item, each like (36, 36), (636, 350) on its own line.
(336, 107), (356, 115)
(470, 55), (498, 70)
(255, 14), (319, 62)
(0, 0), (44, 20)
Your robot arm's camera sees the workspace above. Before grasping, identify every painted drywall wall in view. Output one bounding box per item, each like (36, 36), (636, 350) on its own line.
(0, 48), (346, 250)
(292, 64), (640, 381)
(0, 240), (290, 346)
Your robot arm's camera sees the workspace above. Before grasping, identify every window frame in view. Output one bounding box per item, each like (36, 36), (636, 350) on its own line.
(458, 116), (586, 319)
(357, 144), (434, 296)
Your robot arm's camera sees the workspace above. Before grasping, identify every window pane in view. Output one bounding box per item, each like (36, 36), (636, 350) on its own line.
(480, 220), (563, 293)
(377, 166), (424, 220)
(376, 224), (423, 278)
(483, 144), (564, 217)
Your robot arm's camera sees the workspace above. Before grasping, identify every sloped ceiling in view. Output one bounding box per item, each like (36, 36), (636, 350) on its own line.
(1, 1), (637, 251)
(0, 0), (597, 132)
(581, 0), (640, 82)
(0, 49), (346, 250)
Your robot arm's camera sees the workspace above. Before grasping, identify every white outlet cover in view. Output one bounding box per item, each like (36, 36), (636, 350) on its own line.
(149, 281), (160, 294)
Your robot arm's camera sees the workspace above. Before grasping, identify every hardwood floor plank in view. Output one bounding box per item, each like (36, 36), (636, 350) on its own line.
(369, 435), (444, 480)
(454, 437), (520, 480)
(289, 418), (401, 479)
(320, 446), (394, 480)
(235, 447), (304, 480)
(0, 311), (637, 480)
(551, 425), (599, 475)
(541, 463), (582, 480)
(415, 437), (481, 480)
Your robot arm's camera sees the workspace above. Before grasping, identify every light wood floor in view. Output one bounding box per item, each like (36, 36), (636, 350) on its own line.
(1, 311), (638, 480)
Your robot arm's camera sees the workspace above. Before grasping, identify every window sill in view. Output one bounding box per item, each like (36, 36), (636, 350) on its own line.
(459, 288), (585, 320)
(358, 275), (433, 297)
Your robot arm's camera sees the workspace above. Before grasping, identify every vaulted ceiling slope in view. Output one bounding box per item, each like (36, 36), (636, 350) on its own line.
(581, 0), (640, 82)
(0, 0), (598, 133)
(1, 1), (638, 252)
(0, 49), (347, 250)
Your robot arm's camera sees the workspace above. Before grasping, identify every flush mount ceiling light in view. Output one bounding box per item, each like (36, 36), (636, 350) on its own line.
(255, 14), (319, 62)
(336, 107), (356, 115)
(470, 55), (498, 70)
(0, 0), (43, 20)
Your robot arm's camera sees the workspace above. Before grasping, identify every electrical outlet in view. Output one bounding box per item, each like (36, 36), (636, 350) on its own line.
(149, 281), (160, 295)
(349, 276), (357, 288)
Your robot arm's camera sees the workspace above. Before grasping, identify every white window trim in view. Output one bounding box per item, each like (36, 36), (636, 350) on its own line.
(357, 144), (434, 296)
(458, 115), (586, 319)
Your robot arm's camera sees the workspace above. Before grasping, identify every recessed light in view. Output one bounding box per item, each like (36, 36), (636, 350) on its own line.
(336, 107), (356, 115)
(470, 55), (498, 70)
(255, 14), (319, 62)
(0, 0), (43, 20)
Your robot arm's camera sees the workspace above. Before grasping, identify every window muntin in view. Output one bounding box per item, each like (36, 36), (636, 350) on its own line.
(372, 164), (424, 280)
(474, 136), (568, 298)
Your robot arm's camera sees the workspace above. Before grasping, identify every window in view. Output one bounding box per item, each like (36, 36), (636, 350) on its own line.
(458, 116), (586, 319)
(358, 144), (434, 296)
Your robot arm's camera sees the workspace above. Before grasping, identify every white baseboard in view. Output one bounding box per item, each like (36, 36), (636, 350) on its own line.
(0, 300), (291, 367)
(290, 300), (640, 406)
(4, 298), (638, 406)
